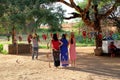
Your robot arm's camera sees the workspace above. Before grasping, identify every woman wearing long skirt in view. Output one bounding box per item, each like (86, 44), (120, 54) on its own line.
(50, 33), (62, 67)
(69, 32), (76, 67)
(60, 34), (69, 67)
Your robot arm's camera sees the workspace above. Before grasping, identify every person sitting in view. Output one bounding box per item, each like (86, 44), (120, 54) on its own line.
(108, 42), (117, 57)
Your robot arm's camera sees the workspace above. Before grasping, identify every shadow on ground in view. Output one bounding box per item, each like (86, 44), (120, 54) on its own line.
(7, 49), (120, 79)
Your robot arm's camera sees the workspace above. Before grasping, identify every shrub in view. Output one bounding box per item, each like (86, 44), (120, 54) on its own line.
(1, 50), (8, 55)
(0, 44), (3, 52)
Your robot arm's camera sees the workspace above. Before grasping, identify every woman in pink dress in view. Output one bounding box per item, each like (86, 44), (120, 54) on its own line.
(69, 32), (76, 67)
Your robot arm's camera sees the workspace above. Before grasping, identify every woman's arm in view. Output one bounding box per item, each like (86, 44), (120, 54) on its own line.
(59, 40), (63, 47)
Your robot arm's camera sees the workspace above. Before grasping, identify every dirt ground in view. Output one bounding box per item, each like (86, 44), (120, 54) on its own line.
(0, 47), (120, 80)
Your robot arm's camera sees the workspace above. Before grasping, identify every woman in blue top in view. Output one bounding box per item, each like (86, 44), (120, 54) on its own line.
(60, 34), (69, 67)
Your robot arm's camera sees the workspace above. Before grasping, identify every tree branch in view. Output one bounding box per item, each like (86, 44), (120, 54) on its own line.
(64, 12), (81, 19)
(69, 0), (83, 12)
(101, 3), (116, 19)
(59, 0), (83, 13)
(82, 19), (94, 28)
(70, 0), (76, 7)
(84, 0), (92, 12)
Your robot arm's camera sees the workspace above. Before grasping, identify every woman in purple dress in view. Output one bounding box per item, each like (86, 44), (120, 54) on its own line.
(60, 34), (69, 67)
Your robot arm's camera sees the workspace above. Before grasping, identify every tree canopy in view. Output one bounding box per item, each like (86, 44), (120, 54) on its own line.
(50, 0), (120, 31)
(0, 0), (65, 32)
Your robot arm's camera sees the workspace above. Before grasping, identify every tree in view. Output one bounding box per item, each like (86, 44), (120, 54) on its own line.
(50, 0), (120, 49)
(0, 0), (64, 44)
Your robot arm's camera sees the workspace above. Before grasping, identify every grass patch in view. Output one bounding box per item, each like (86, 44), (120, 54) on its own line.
(39, 45), (48, 49)
(1, 50), (8, 55)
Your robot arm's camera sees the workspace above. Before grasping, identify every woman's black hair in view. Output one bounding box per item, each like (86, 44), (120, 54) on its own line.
(53, 33), (58, 41)
(62, 34), (66, 39)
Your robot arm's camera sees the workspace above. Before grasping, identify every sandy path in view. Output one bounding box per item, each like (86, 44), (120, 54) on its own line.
(0, 47), (120, 80)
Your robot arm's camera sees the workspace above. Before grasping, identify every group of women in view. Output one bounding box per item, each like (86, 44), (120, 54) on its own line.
(28, 32), (76, 67)
(50, 32), (76, 68)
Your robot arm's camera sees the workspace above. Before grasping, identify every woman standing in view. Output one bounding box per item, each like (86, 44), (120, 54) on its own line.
(32, 33), (40, 60)
(60, 34), (69, 67)
(50, 33), (62, 67)
(69, 32), (76, 67)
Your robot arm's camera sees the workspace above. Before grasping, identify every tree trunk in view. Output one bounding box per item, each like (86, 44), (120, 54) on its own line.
(94, 18), (103, 56)
(11, 26), (18, 54)
(94, 21), (102, 49)
(12, 26), (16, 44)
(93, 5), (102, 49)
(93, 4), (103, 55)
(95, 32), (102, 48)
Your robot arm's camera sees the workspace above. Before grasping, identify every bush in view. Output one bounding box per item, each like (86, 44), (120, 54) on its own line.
(1, 50), (8, 55)
(0, 44), (3, 52)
